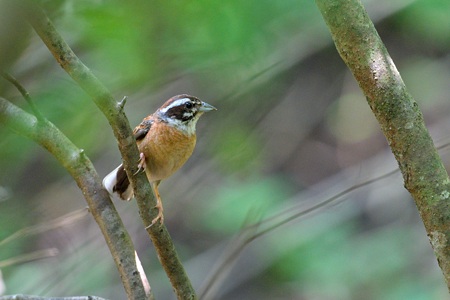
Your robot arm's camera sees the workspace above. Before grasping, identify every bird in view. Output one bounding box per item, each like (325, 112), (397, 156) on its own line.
(103, 94), (216, 227)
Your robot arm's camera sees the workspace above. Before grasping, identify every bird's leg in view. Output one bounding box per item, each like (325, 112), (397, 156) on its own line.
(146, 181), (164, 228)
(134, 152), (146, 175)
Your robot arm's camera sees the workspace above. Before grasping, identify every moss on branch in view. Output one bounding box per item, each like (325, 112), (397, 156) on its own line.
(21, 3), (196, 299)
(0, 97), (151, 299)
(315, 0), (450, 288)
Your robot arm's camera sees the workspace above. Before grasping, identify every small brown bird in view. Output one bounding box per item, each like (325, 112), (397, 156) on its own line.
(103, 94), (216, 226)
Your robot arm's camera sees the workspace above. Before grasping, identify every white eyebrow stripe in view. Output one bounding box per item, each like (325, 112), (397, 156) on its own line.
(159, 98), (190, 114)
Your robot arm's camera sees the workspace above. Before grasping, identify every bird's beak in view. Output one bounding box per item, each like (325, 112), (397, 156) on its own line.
(199, 101), (217, 112)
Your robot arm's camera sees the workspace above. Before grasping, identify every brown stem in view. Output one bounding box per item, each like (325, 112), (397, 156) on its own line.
(0, 97), (152, 299)
(23, 3), (196, 299)
(315, 0), (450, 289)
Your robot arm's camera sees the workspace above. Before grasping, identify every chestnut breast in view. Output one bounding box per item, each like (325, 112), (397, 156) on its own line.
(137, 120), (196, 183)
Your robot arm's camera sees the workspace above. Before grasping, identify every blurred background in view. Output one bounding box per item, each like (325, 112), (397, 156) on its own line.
(0, 0), (449, 299)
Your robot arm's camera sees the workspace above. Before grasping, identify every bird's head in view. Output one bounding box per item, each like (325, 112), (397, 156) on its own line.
(157, 94), (216, 135)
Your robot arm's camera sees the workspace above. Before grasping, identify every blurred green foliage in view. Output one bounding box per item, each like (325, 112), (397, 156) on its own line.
(397, 0), (450, 48)
(0, 0), (449, 299)
(268, 223), (442, 299)
(198, 176), (293, 233)
(211, 124), (263, 173)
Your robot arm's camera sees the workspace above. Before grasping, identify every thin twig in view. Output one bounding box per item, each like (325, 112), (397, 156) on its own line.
(200, 168), (399, 297)
(0, 296), (107, 300)
(199, 211), (262, 299)
(0, 208), (89, 247)
(202, 137), (450, 296)
(251, 169), (398, 240)
(1, 72), (45, 121)
(118, 96), (127, 112)
(0, 248), (59, 268)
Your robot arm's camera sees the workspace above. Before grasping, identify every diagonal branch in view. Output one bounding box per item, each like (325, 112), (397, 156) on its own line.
(21, 3), (196, 299)
(1, 71), (44, 121)
(0, 295), (107, 300)
(315, 0), (450, 289)
(0, 208), (88, 247)
(0, 97), (152, 299)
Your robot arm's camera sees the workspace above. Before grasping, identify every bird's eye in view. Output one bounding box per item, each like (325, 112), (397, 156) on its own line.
(185, 102), (193, 109)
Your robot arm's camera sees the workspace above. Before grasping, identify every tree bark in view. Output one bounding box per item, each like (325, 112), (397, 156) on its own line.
(315, 0), (450, 289)
(0, 98), (152, 299)
(22, 3), (196, 299)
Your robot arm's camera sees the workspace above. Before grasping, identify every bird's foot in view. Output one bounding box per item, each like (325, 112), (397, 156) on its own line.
(146, 203), (164, 229)
(134, 152), (146, 175)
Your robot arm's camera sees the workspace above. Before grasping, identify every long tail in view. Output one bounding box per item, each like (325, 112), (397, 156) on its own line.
(102, 164), (134, 200)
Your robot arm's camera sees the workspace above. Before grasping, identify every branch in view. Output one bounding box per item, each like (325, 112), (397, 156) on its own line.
(315, 0), (450, 288)
(1, 72), (44, 121)
(0, 248), (59, 268)
(0, 296), (107, 300)
(22, 4), (196, 299)
(0, 208), (88, 247)
(0, 97), (152, 300)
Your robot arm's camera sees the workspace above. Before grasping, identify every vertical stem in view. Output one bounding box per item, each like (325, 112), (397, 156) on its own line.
(24, 4), (196, 298)
(315, 0), (450, 288)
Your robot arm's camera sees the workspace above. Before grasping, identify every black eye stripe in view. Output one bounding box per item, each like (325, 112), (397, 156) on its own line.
(166, 105), (197, 122)
(158, 96), (202, 123)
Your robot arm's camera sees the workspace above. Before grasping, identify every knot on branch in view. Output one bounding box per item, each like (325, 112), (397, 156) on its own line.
(118, 96), (128, 112)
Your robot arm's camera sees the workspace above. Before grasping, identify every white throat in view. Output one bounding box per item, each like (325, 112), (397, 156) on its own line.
(164, 114), (200, 136)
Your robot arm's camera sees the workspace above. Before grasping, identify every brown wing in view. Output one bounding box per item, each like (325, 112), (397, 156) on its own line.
(133, 116), (154, 141)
